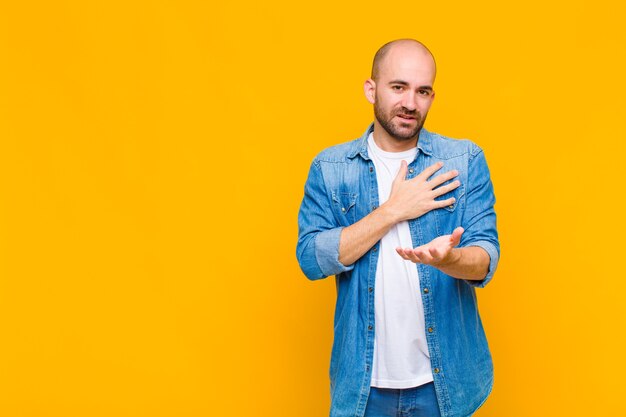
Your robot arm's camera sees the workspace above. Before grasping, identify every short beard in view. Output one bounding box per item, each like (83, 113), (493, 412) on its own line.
(374, 100), (426, 141)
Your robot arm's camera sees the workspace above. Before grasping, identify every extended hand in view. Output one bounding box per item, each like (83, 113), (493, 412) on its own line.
(396, 227), (464, 266)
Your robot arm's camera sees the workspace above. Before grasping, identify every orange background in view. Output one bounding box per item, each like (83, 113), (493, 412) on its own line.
(1, 1), (625, 416)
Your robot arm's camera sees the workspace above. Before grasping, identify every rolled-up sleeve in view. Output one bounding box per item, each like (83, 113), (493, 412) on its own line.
(296, 159), (355, 280)
(459, 146), (500, 288)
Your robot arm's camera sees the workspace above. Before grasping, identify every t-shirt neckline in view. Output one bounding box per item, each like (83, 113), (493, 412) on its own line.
(367, 133), (418, 160)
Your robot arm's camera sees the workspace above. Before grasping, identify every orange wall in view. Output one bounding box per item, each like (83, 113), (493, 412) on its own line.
(1, 1), (625, 416)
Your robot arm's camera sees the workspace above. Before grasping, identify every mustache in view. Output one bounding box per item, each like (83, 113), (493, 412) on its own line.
(395, 109), (420, 118)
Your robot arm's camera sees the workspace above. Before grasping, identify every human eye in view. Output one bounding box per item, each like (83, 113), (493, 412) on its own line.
(391, 85), (404, 91)
(418, 89), (431, 96)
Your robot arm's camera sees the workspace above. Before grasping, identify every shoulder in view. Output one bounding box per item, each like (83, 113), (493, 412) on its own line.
(426, 129), (483, 160)
(312, 138), (361, 165)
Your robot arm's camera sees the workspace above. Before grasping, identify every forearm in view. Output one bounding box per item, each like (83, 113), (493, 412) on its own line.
(436, 246), (490, 280)
(338, 205), (399, 266)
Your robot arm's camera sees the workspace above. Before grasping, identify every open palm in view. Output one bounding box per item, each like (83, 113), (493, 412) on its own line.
(396, 227), (464, 266)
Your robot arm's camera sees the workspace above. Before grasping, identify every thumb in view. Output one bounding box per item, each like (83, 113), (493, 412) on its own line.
(394, 160), (408, 184)
(450, 226), (464, 246)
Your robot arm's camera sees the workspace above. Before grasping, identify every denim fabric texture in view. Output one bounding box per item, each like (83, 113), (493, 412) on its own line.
(296, 122), (500, 417)
(364, 383), (442, 417)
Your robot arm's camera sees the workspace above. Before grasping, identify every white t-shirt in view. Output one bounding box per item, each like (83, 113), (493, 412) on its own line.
(368, 133), (434, 389)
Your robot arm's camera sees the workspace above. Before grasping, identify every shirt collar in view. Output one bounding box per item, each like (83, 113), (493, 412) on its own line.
(348, 122), (434, 160)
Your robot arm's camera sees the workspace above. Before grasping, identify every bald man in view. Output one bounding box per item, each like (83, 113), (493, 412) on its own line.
(297, 39), (500, 417)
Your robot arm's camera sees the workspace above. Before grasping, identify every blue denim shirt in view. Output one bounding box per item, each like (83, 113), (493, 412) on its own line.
(296, 123), (500, 417)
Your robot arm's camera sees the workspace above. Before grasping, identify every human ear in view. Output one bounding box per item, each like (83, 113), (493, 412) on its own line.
(364, 79), (376, 104)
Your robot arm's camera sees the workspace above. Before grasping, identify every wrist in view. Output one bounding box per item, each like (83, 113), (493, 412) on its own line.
(379, 202), (403, 224)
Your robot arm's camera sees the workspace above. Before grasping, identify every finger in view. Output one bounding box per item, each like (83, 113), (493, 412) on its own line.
(415, 161), (444, 182)
(428, 246), (443, 261)
(397, 247), (417, 262)
(396, 247), (410, 260)
(393, 160), (408, 184)
(431, 179), (461, 197)
(450, 227), (464, 246)
(414, 248), (434, 264)
(432, 197), (456, 209)
(402, 248), (422, 263)
(428, 169), (459, 189)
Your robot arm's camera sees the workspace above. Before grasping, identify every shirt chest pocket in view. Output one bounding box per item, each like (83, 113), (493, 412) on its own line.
(434, 182), (465, 235)
(331, 191), (358, 226)
(430, 157), (467, 214)
(437, 183), (465, 213)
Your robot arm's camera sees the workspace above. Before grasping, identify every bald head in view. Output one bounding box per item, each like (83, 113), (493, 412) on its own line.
(371, 39), (436, 82)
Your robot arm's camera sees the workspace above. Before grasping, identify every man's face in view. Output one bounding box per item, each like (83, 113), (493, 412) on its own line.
(367, 46), (436, 142)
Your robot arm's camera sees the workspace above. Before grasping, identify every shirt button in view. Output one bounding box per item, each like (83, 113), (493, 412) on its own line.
(368, 287), (373, 293)
(368, 325), (373, 330)
(372, 205), (377, 210)
(423, 288), (429, 293)
(372, 247), (377, 252)
(434, 368), (440, 374)
(448, 204), (454, 209)
(369, 167), (374, 173)
(341, 207), (346, 212)
(409, 168), (414, 174)
(428, 327), (434, 333)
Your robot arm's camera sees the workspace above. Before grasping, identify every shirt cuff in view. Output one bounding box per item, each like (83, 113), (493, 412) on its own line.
(463, 240), (499, 288)
(314, 227), (355, 277)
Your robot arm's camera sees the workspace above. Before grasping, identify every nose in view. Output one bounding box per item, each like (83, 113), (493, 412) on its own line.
(401, 90), (417, 111)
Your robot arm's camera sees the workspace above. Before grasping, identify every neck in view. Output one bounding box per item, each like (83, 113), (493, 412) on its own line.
(371, 121), (419, 153)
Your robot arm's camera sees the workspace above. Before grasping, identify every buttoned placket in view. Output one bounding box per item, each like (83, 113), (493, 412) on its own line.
(363, 156), (378, 384)
(355, 155), (381, 416)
